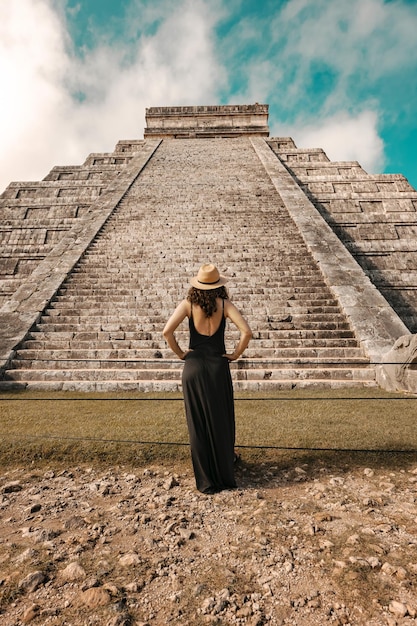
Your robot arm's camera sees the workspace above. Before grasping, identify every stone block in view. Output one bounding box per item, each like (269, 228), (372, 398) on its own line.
(376, 333), (417, 392)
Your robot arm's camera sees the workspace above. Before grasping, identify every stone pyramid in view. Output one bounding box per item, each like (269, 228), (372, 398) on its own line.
(0, 104), (415, 392)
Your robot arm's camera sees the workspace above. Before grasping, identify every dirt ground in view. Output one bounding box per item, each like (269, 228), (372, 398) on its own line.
(1, 455), (417, 626)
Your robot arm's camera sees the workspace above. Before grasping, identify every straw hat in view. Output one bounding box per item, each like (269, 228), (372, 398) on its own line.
(190, 263), (229, 290)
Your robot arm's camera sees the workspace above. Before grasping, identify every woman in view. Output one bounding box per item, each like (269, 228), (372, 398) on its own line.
(163, 263), (252, 494)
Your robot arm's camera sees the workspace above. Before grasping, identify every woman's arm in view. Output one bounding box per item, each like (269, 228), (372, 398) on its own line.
(162, 300), (191, 360)
(223, 300), (253, 361)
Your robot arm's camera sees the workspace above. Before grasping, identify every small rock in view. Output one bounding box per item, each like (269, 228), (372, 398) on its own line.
(178, 528), (195, 540)
(193, 583), (206, 596)
(21, 604), (40, 623)
(213, 598), (228, 614)
(201, 596), (216, 614)
(164, 475), (179, 490)
(19, 571), (47, 593)
(125, 581), (144, 592)
(307, 597), (321, 609)
(389, 600), (408, 617)
(104, 582), (119, 596)
(313, 512), (333, 522)
(363, 468), (374, 477)
(119, 552), (141, 567)
(78, 586), (111, 608)
(107, 615), (132, 626)
(237, 605), (253, 618)
(294, 467), (306, 475)
(61, 562), (87, 581)
(64, 515), (86, 530)
(14, 548), (37, 564)
(249, 616), (264, 626)
(346, 533), (360, 545)
(381, 562), (397, 576)
(112, 597), (127, 612)
(32, 528), (59, 544)
(2, 481), (22, 493)
(81, 577), (100, 591)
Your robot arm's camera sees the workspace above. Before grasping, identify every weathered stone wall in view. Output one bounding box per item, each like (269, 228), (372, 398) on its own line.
(1, 135), (383, 390)
(144, 104), (270, 138)
(254, 138), (408, 364)
(0, 140), (146, 309)
(0, 104), (415, 391)
(269, 139), (417, 333)
(0, 140), (161, 373)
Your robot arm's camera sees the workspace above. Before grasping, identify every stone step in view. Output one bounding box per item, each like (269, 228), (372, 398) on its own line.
(67, 264), (321, 274)
(0, 378), (378, 392)
(74, 252), (319, 263)
(47, 302), (342, 314)
(5, 137), (370, 390)
(25, 329), (356, 344)
(48, 296), (328, 309)
(9, 356), (370, 370)
(46, 294), (340, 308)
(69, 265), (319, 275)
(36, 318), (352, 332)
(49, 297), (341, 311)
(14, 346), (367, 361)
(40, 310), (346, 323)
(55, 283), (337, 295)
(74, 238), (312, 247)
(21, 336), (360, 350)
(5, 366), (374, 383)
(54, 284), (332, 297)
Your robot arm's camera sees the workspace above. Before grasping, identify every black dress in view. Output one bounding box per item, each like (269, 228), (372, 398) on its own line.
(182, 301), (236, 494)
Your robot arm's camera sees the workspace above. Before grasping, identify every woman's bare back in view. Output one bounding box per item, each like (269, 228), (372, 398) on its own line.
(191, 298), (224, 336)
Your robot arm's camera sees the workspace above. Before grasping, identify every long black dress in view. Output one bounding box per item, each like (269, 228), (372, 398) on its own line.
(182, 302), (236, 494)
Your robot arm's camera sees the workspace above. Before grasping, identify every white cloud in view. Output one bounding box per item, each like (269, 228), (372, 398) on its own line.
(0, 1), (71, 188)
(275, 110), (385, 173)
(276, 0), (417, 74)
(268, 0), (417, 112)
(1, 0), (415, 193)
(0, 0), (225, 193)
(248, 0), (417, 177)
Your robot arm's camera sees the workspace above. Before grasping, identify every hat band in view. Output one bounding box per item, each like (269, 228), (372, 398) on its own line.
(198, 278), (220, 285)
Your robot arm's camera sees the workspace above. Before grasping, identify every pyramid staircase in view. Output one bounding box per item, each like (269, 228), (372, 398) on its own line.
(1, 137), (376, 391)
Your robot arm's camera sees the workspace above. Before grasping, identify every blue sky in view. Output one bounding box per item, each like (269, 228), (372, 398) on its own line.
(1, 0), (417, 192)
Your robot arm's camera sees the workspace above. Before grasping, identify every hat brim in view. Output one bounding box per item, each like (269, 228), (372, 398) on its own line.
(190, 275), (229, 290)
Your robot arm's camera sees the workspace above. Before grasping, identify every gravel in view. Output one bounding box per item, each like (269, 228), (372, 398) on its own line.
(1, 459), (417, 625)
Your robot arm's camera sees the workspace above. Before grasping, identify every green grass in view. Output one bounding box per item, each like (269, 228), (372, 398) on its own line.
(1, 388), (416, 471)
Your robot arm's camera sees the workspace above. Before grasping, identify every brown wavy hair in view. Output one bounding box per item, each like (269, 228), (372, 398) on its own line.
(187, 286), (229, 317)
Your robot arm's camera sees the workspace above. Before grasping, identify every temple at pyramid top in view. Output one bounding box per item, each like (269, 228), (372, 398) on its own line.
(144, 103), (270, 138)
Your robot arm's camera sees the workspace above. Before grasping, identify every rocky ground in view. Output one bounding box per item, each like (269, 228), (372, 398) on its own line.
(0, 457), (417, 626)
